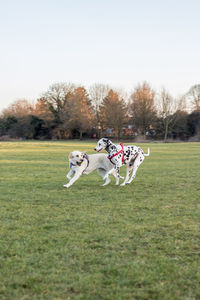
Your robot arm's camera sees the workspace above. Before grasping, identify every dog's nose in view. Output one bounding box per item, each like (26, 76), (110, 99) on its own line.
(94, 148), (96, 151)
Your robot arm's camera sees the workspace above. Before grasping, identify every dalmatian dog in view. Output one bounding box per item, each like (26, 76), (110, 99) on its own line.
(94, 138), (150, 186)
(63, 150), (124, 188)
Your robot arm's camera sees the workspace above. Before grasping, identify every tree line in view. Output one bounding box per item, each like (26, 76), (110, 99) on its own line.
(0, 82), (200, 141)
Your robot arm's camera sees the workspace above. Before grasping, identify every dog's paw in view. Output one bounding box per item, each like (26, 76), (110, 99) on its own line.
(115, 179), (119, 185)
(120, 183), (126, 186)
(102, 179), (111, 186)
(63, 184), (70, 188)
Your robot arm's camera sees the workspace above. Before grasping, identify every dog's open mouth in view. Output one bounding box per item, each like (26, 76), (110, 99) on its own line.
(97, 148), (103, 152)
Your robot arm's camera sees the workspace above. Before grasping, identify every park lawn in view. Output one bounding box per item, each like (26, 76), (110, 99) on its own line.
(0, 141), (200, 300)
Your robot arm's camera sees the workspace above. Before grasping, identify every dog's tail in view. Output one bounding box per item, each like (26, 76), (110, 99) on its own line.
(144, 147), (150, 156)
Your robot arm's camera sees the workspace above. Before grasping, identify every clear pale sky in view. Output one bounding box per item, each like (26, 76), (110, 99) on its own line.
(0, 0), (200, 112)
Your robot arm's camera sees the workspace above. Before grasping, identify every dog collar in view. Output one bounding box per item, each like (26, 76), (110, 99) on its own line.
(82, 153), (90, 173)
(83, 153), (89, 168)
(70, 162), (76, 168)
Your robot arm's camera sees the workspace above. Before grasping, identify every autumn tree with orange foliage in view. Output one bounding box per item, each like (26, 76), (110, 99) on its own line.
(35, 98), (54, 121)
(100, 89), (127, 140)
(2, 99), (34, 118)
(129, 82), (156, 136)
(66, 87), (94, 139)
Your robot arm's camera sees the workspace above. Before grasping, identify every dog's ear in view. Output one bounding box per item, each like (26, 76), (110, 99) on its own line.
(103, 138), (111, 145)
(68, 152), (74, 159)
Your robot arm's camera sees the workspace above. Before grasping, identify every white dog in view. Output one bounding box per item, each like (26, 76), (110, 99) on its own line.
(94, 138), (150, 186)
(63, 150), (124, 188)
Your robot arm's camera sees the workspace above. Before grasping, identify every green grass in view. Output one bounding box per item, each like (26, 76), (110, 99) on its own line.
(0, 141), (200, 300)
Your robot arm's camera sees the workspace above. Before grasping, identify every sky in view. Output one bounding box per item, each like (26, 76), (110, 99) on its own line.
(0, 0), (200, 112)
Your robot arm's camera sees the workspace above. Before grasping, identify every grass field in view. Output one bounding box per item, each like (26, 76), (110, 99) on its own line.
(0, 141), (200, 300)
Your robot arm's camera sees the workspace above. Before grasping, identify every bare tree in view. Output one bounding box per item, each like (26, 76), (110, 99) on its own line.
(157, 88), (186, 142)
(42, 82), (76, 122)
(187, 84), (200, 112)
(89, 83), (110, 138)
(41, 82), (76, 138)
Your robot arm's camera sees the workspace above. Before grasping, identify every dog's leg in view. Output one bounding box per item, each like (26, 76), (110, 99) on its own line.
(103, 167), (115, 181)
(111, 169), (119, 183)
(115, 166), (121, 185)
(102, 177), (111, 186)
(120, 164), (131, 186)
(97, 169), (111, 186)
(103, 164), (121, 184)
(127, 155), (144, 184)
(63, 170), (82, 188)
(108, 164), (121, 185)
(111, 169), (124, 183)
(120, 160), (135, 186)
(66, 168), (74, 180)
